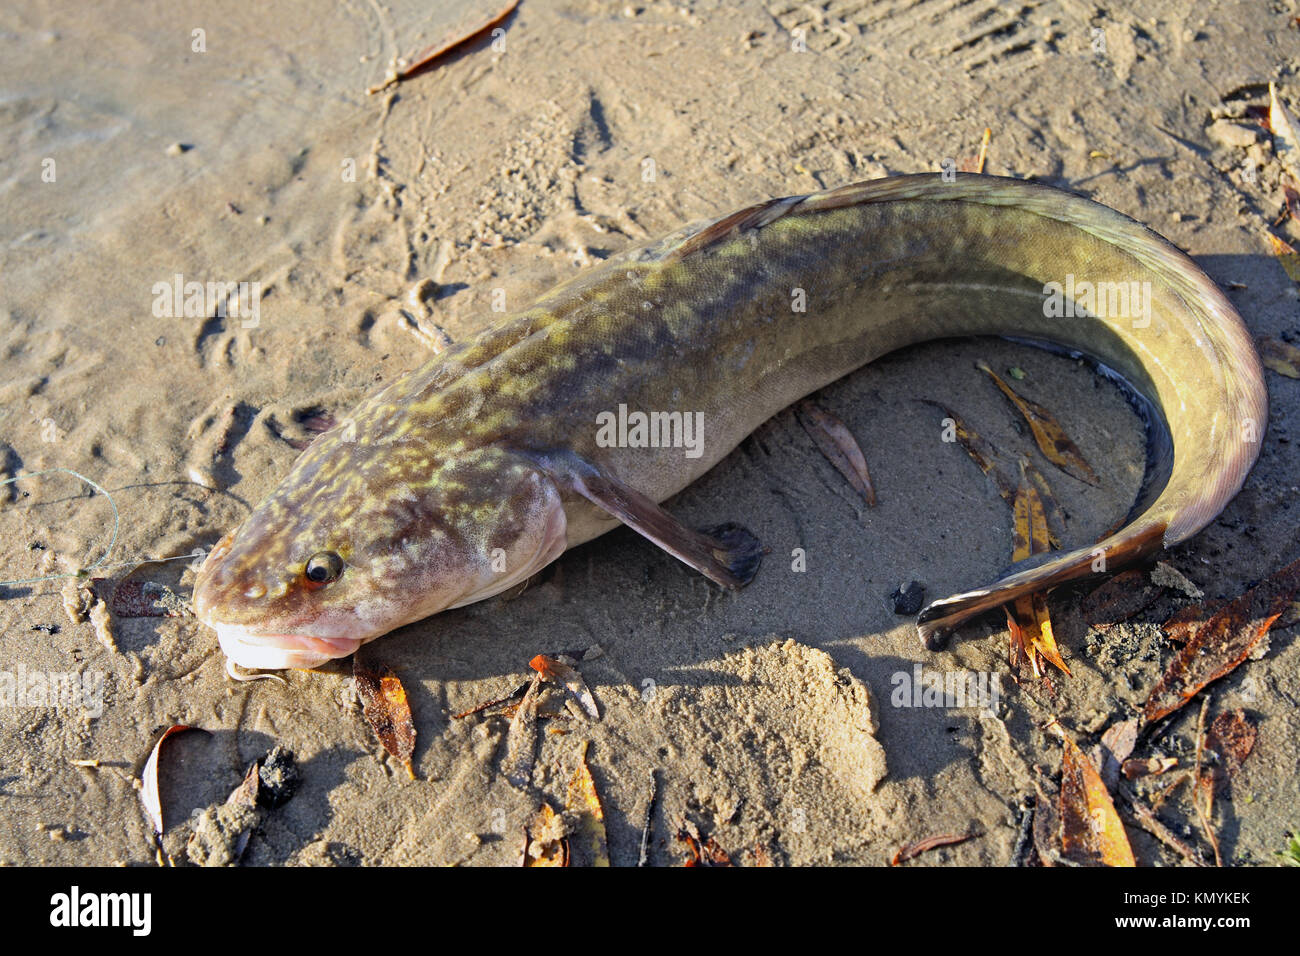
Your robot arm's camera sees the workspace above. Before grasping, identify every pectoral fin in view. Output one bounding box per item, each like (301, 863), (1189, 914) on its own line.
(528, 450), (763, 588)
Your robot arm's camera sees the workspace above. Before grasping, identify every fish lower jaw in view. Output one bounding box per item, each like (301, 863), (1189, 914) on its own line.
(214, 623), (364, 671)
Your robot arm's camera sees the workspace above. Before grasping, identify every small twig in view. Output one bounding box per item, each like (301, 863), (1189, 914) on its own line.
(1192, 697), (1223, 866)
(1117, 787), (1209, 867)
(1009, 796), (1036, 867)
(638, 770), (658, 867)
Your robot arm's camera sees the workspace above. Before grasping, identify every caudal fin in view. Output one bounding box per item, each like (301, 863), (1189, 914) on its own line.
(915, 519), (1167, 650)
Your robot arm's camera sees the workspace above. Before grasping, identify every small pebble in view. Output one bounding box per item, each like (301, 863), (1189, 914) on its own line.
(891, 581), (926, 615)
(1206, 120), (1257, 150)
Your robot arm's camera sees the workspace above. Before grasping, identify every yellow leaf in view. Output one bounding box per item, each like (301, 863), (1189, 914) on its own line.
(977, 360), (1099, 486)
(1050, 719), (1136, 867)
(523, 802), (569, 867)
(1258, 335), (1300, 378)
(565, 741), (610, 867)
(1267, 233), (1300, 283)
(1007, 480), (1070, 676)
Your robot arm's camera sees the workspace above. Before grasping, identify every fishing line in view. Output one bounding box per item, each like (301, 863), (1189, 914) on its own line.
(0, 468), (121, 587)
(0, 470), (229, 590)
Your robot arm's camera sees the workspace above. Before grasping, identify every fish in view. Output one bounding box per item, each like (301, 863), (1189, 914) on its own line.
(192, 173), (1267, 669)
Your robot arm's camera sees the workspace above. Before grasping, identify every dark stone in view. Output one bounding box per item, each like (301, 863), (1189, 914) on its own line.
(890, 581), (926, 615)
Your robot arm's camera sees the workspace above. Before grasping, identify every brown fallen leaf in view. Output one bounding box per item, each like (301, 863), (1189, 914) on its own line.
(140, 725), (208, 836)
(1142, 554), (1300, 724)
(1094, 718), (1139, 791)
(1258, 336), (1300, 378)
(1270, 82), (1300, 187)
(1050, 719), (1135, 867)
(796, 400), (877, 507)
(1206, 708), (1257, 778)
(923, 400), (1018, 503)
(1005, 479), (1070, 677)
(565, 741), (610, 867)
(976, 360), (1100, 486)
(1160, 599), (1225, 644)
(529, 654), (599, 719)
(352, 660), (417, 779)
(522, 801), (569, 867)
(451, 680), (530, 719)
(367, 0), (521, 94)
(890, 831), (979, 865)
(677, 827), (733, 867)
(1197, 708), (1256, 841)
(226, 761), (261, 810)
(748, 843), (775, 867)
(1122, 756), (1179, 779)
(1266, 233), (1300, 283)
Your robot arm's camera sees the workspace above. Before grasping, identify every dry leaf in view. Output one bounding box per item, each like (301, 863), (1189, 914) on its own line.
(976, 360), (1100, 486)
(1266, 233), (1300, 283)
(451, 681), (529, 719)
(529, 654), (599, 719)
(140, 725), (206, 835)
(890, 831), (979, 865)
(522, 801), (569, 867)
(565, 740), (610, 867)
(796, 400), (877, 506)
(1051, 720), (1136, 867)
(353, 660), (417, 778)
(226, 762), (261, 809)
(1094, 718), (1139, 791)
(1206, 709), (1256, 780)
(367, 0), (521, 94)
(1122, 756), (1179, 779)
(1005, 480), (1070, 676)
(1258, 336), (1300, 378)
(924, 400), (1018, 502)
(1143, 555), (1300, 724)
(677, 827), (732, 867)
(748, 843), (775, 867)
(1020, 456), (1066, 549)
(1269, 82), (1300, 187)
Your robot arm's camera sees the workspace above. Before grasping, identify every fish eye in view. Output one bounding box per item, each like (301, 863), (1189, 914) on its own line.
(304, 551), (344, 585)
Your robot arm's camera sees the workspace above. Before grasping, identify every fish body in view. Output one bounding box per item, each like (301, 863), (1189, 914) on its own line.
(193, 174), (1266, 669)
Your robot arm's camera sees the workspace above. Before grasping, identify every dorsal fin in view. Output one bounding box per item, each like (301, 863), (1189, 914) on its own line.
(666, 194), (805, 261)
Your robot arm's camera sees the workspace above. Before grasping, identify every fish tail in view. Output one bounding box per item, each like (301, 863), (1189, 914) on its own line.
(915, 519), (1167, 650)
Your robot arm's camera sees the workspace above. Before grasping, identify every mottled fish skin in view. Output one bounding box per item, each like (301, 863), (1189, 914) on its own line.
(193, 173), (1266, 668)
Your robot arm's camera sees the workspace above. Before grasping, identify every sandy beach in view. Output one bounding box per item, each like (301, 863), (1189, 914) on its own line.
(1, 0), (1297, 866)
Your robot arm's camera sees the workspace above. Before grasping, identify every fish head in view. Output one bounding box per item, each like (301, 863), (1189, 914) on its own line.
(193, 425), (568, 671)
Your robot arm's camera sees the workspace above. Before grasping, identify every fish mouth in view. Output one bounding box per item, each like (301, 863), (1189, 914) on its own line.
(212, 622), (363, 671)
